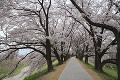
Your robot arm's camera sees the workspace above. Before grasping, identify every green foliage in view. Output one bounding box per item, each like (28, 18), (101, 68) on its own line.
(0, 61), (26, 78)
(52, 60), (59, 68)
(0, 69), (12, 74)
(24, 68), (48, 80)
(24, 60), (59, 80)
(103, 68), (117, 80)
(82, 61), (117, 80)
(11, 66), (27, 76)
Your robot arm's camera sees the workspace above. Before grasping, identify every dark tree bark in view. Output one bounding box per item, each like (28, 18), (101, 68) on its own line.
(115, 35), (120, 79)
(79, 54), (84, 61)
(53, 47), (62, 65)
(61, 41), (65, 64)
(89, 25), (103, 71)
(101, 59), (116, 68)
(39, 0), (53, 72)
(61, 54), (64, 64)
(63, 54), (69, 62)
(85, 55), (88, 64)
(70, 0), (120, 79)
(95, 53), (102, 72)
(79, 49), (84, 61)
(95, 29), (103, 71)
(46, 39), (53, 71)
(76, 53), (78, 58)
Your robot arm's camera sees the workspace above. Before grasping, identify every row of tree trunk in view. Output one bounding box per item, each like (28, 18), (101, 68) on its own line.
(46, 39), (70, 71)
(69, 0), (119, 78)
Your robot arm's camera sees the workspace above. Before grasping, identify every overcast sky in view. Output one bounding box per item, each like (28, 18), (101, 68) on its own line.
(18, 49), (32, 55)
(0, 31), (5, 37)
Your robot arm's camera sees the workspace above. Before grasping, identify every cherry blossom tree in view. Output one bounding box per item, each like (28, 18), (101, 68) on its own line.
(70, 0), (120, 79)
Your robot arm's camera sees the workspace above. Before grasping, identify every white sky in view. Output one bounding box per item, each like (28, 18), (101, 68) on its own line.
(18, 49), (32, 55)
(0, 31), (5, 37)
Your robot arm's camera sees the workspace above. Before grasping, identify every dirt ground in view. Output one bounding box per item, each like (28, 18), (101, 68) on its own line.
(76, 59), (102, 80)
(36, 59), (70, 80)
(37, 58), (102, 80)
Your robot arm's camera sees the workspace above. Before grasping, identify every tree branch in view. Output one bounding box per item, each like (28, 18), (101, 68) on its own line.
(101, 59), (116, 67)
(0, 51), (34, 80)
(70, 0), (118, 33)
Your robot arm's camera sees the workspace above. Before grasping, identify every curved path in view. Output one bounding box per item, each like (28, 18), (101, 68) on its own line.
(4, 66), (30, 80)
(58, 57), (93, 80)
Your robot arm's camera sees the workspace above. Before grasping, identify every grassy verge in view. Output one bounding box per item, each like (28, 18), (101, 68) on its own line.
(81, 60), (117, 80)
(10, 65), (27, 77)
(24, 60), (59, 80)
(0, 62), (26, 78)
(103, 66), (117, 80)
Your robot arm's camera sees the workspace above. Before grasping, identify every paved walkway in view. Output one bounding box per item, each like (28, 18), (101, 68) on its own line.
(58, 57), (93, 80)
(4, 66), (30, 80)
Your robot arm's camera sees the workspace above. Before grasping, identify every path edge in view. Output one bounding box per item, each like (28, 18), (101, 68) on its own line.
(76, 58), (102, 80)
(47, 58), (71, 80)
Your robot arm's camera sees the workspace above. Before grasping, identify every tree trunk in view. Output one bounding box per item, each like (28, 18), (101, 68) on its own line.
(46, 39), (53, 71)
(85, 55), (88, 64)
(116, 35), (120, 80)
(61, 54), (64, 64)
(69, 0), (120, 78)
(76, 53), (78, 58)
(79, 51), (84, 61)
(95, 53), (102, 72)
(79, 55), (83, 61)
(58, 58), (62, 65)
(53, 48), (62, 65)
(64, 55), (66, 62)
(61, 41), (64, 64)
(64, 55), (67, 61)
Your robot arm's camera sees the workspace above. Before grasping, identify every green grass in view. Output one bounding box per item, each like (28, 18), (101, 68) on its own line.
(103, 67), (117, 80)
(0, 69), (12, 74)
(11, 66), (27, 76)
(81, 60), (117, 80)
(0, 62), (26, 79)
(52, 60), (59, 68)
(24, 60), (59, 80)
(24, 68), (48, 80)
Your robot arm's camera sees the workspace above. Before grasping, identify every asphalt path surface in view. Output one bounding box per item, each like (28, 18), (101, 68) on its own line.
(58, 57), (93, 80)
